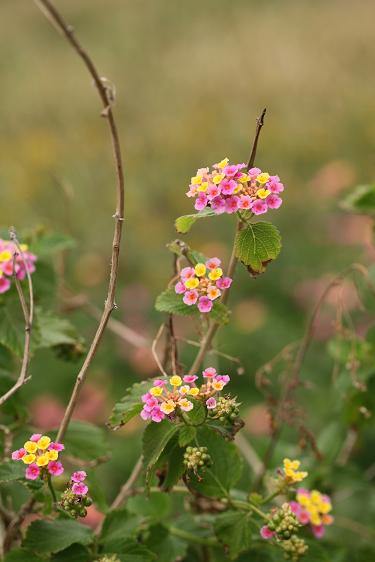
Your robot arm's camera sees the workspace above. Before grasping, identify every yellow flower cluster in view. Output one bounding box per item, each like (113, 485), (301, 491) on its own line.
(22, 436), (58, 467)
(283, 458), (308, 484)
(296, 489), (333, 527)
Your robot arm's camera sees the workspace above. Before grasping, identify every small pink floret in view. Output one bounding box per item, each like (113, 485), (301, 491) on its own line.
(260, 525), (275, 539)
(48, 461), (64, 476)
(11, 448), (26, 461)
(203, 367), (217, 378)
(25, 464), (40, 481)
(71, 470), (87, 483)
(72, 482), (89, 496)
(198, 296), (213, 313)
(206, 397), (217, 409)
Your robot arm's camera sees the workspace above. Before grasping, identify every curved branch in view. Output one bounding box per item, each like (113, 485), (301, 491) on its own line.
(34, 0), (125, 442)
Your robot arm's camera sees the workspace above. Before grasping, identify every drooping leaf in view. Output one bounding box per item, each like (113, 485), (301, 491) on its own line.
(22, 519), (93, 554)
(178, 425), (197, 447)
(187, 426), (243, 498)
(99, 509), (142, 552)
(235, 222), (281, 275)
(175, 209), (217, 234)
(108, 379), (153, 430)
(155, 288), (229, 324)
(142, 420), (180, 485)
(214, 511), (253, 559)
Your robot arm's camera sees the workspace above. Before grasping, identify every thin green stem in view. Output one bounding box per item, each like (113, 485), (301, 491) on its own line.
(260, 488), (283, 505)
(47, 474), (57, 504)
(230, 499), (269, 521)
(169, 526), (218, 547)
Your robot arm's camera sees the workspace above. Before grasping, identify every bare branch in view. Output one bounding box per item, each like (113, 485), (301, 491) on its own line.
(34, 0), (126, 442)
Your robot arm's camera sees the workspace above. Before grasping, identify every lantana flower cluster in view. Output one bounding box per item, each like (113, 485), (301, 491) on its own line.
(60, 471), (91, 519)
(11, 434), (64, 480)
(0, 240), (37, 294)
(140, 367), (230, 423)
(175, 257), (232, 313)
(290, 488), (334, 538)
(186, 158), (284, 216)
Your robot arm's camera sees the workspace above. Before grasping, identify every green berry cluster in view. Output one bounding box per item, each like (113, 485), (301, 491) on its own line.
(267, 503), (301, 540)
(208, 396), (240, 423)
(281, 534), (308, 561)
(184, 446), (212, 473)
(59, 488), (92, 518)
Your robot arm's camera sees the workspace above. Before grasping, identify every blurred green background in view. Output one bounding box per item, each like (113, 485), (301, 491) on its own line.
(1, 0), (375, 549)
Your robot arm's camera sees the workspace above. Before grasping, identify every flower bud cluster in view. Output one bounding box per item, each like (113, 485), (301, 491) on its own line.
(208, 395), (240, 423)
(59, 471), (91, 519)
(281, 535), (308, 562)
(183, 446), (212, 474)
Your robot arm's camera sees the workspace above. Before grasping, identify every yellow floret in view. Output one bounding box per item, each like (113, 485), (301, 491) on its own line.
(197, 182), (208, 192)
(256, 172), (270, 184)
(169, 375), (182, 387)
(191, 176), (202, 185)
(24, 441), (38, 454)
(256, 188), (271, 199)
(47, 450), (59, 461)
(208, 268), (223, 281)
(22, 454), (36, 465)
(213, 173), (225, 185)
(188, 387), (199, 396)
(36, 454), (49, 467)
(194, 263), (206, 277)
(185, 277), (199, 289)
(150, 386), (163, 396)
(0, 250), (12, 262)
(37, 436), (51, 450)
(160, 400), (176, 414)
(216, 158), (229, 169)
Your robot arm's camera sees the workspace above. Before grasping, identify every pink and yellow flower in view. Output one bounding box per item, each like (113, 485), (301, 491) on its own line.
(290, 488), (333, 538)
(186, 160), (284, 216)
(12, 433), (65, 481)
(0, 239), (37, 295)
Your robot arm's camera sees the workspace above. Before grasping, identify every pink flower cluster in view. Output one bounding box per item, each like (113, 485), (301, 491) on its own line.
(140, 368), (231, 423)
(11, 433), (64, 481)
(71, 470), (89, 496)
(0, 239), (37, 294)
(290, 488), (334, 539)
(175, 257), (232, 313)
(186, 158), (284, 216)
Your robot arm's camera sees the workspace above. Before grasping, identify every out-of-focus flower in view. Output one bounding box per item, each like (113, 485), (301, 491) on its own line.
(0, 239), (37, 294)
(290, 488), (333, 538)
(283, 458), (308, 484)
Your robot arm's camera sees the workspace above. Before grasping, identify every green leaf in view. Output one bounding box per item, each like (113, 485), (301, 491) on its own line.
(116, 540), (157, 561)
(183, 399), (207, 426)
(0, 461), (26, 483)
(127, 492), (171, 522)
(214, 511), (252, 559)
(155, 288), (229, 324)
(100, 509), (142, 552)
(35, 309), (79, 348)
(235, 221), (281, 274)
(158, 436), (186, 490)
(178, 425), (197, 447)
(51, 544), (91, 562)
(0, 291), (25, 357)
(108, 379), (152, 430)
(62, 421), (108, 461)
(30, 232), (76, 256)
(188, 426), (243, 498)
(22, 519), (93, 554)
(175, 209), (217, 234)
(145, 524), (187, 562)
(3, 549), (45, 562)
(142, 420), (180, 485)
(341, 184), (375, 216)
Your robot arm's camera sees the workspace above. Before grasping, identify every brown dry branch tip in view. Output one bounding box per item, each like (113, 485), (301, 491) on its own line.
(0, 229), (34, 407)
(34, 0), (125, 442)
(188, 108), (267, 376)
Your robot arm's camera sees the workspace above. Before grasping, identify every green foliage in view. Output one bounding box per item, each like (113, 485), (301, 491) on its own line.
(142, 421), (180, 485)
(62, 421), (109, 461)
(29, 232), (76, 256)
(175, 209), (217, 234)
(155, 288), (230, 324)
(178, 425), (197, 447)
(214, 511), (253, 559)
(22, 519), (93, 554)
(341, 184), (375, 216)
(187, 426), (243, 497)
(127, 492), (172, 522)
(0, 461), (26, 483)
(108, 379), (152, 430)
(51, 544), (91, 562)
(99, 509), (142, 552)
(235, 221), (281, 274)
(145, 524), (187, 562)
(3, 550), (46, 562)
